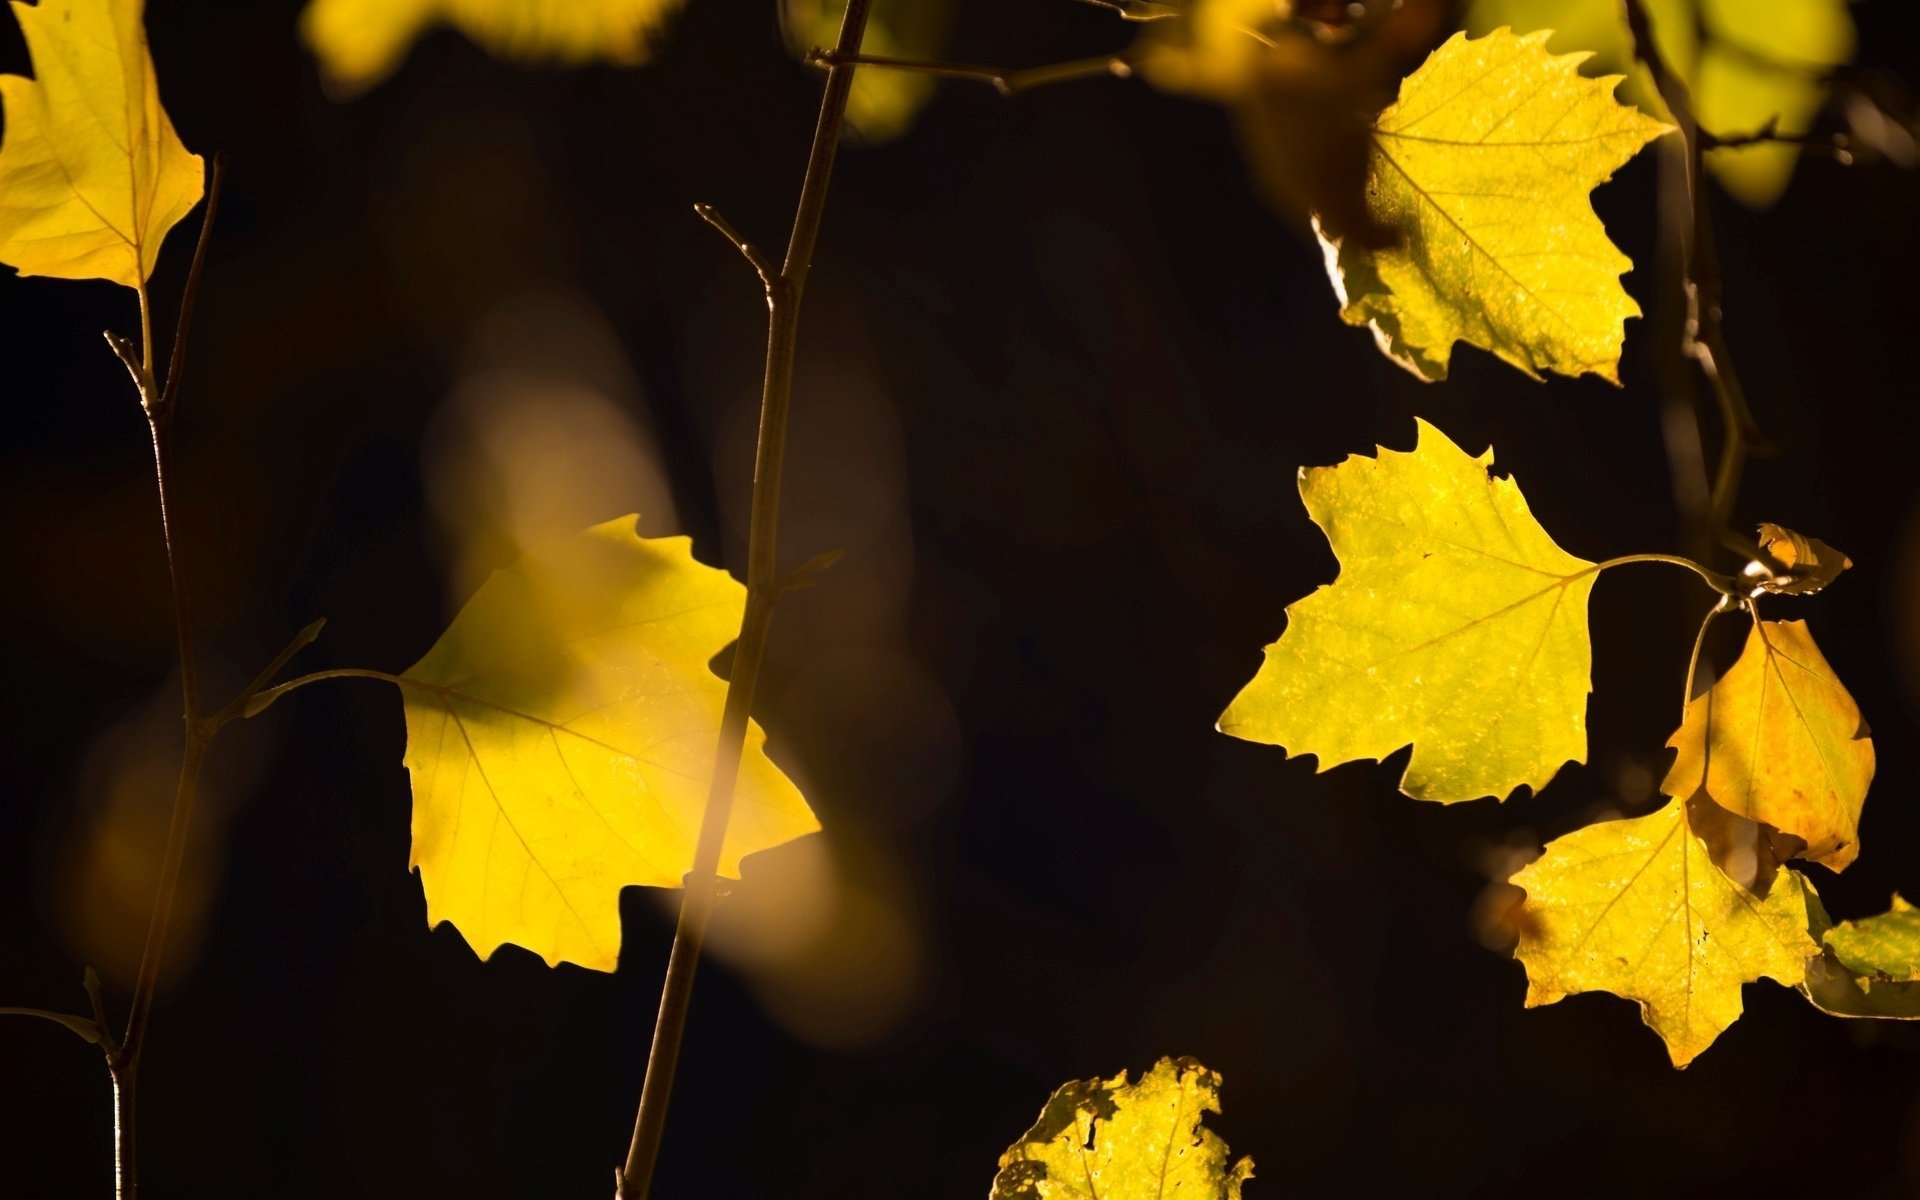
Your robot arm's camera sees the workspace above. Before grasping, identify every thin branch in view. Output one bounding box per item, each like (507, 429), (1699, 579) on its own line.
(692, 203), (776, 289)
(205, 617), (327, 731)
(805, 47), (1132, 97)
(1620, 0), (1775, 569)
(617, 3), (873, 1197)
(0, 1006), (106, 1046)
(1699, 121), (1854, 160)
(156, 153), (228, 414)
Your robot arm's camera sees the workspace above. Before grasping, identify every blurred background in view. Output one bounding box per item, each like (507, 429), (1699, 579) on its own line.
(3, 0), (1920, 1195)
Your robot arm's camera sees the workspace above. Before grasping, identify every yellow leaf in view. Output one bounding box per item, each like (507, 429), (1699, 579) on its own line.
(1319, 28), (1670, 382)
(302, 0), (687, 95)
(1219, 418), (1597, 803)
(1824, 895), (1920, 983)
(400, 516), (817, 971)
(0, 0), (204, 288)
(1463, 0), (1856, 207)
(1512, 799), (1818, 1066)
(990, 1057), (1253, 1200)
(1661, 619), (1873, 871)
(1751, 521), (1850, 596)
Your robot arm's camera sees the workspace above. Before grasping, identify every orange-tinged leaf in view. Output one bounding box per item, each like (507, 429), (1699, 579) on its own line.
(0, 0), (204, 288)
(1662, 619), (1873, 871)
(400, 517), (817, 971)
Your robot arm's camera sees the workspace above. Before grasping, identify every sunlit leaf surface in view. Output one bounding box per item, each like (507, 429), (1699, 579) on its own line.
(1662, 619), (1873, 871)
(1220, 418), (1597, 803)
(1824, 895), (1920, 983)
(1319, 28), (1669, 382)
(1513, 799), (1817, 1066)
(0, 0), (203, 287)
(302, 0), (687, 95)
(990, 1057), (1253, 1200)
(401, 516), (817, 971)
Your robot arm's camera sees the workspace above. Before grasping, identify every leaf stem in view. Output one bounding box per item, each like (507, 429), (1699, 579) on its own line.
(616, 4), (872, 1196)
(804, 47), (1132, 97)
(1591, 552), (1739, 596)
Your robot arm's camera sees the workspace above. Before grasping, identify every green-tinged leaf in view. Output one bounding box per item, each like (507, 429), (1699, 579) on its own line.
(1661, 619), (1873, 871)
(1512, 799), (1818, 1066)
(991, 1057), (1253, 1200)
(302, 0), (688, 95)
(1220, 418), (1597, 803)
(0, 0), (204, 288)
(1319, 28), (1669, 382)
(1464, 0), (1856, 207)
(1825, 895), (1920, 983)
(401, 516), (818, 971)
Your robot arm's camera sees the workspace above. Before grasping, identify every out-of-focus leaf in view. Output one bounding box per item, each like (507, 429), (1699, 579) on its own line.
(0, 0), (204, 288)
(302, 0), (688, 96)
(781, 0), (955, 144)
(1751, 522), (1851, 595)
(1512, 799), (1818, 1066)
(1661, 619), (1873, 871)
(1219, 419), (1598, 803)
(990, 1057), (1253, 1200)
(1463, 0), (1857, 207)
(1317, 29), (1669, 382)
(401, 516), (817, 971)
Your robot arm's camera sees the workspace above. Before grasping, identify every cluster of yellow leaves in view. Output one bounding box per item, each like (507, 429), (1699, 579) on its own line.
(1466, 0), (1856, 207)
(991, 1058), (1253, 1200)
(398, 517), (817, 971)
(1220, 419), (1598, 803)
(1225, 418), (1907, 1065)
(302, 0), (687, 95)
(0, 0), (203, 288)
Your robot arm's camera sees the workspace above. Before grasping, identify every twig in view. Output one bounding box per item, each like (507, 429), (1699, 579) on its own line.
(692, 203), (776, 289)
(804, 47), (1131, 97)
(1620, 0), (1776, 570)
(156, 153), (228, 415)
(1699, 120), (1854, 160)
(615, 3), (874, 1197)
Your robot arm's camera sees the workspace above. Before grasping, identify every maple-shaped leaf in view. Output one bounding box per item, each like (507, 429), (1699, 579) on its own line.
(1318, 28), (1670, 382)
(1464, 0), (1856, 208)
(400, 516), (817, 971)
(1662, 619), (1873, 871)
(0, 0), (204, 288)
(1219, 418), (1597, 803)
(990, 1057), (1253, 1200)
(302, 0), (687, 96)
(1512, 799), (1817, 1066)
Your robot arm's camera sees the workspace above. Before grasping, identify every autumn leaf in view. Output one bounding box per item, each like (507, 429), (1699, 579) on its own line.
(1219, 419), (1598, 803)
(400, 516), (817, 971)
(1751, 522), (1851, 596)
(1661, 619), (1873, 871)
(1464, 0), (1856, 207)
(1824, 895), (1920, 983)
(302, 0), (688, 96)
(990, 1057), (1253, 1200)
(1318, 28), (1670, 382)
(1512, 799), (1818, 1066)
(0, 0), (204, 288)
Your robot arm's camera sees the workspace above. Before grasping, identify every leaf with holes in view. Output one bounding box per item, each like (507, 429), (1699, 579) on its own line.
(1219, 418), (1598, 803)
(1511, 798), (1817, 1066)
(302, 0), (688, 95)
(1662, 619), (1873, 871)
(990, 1057), (1253, 1200)
(399, 516), (817, 971)
(1318, 28), (1669, 381)
(0, 0), (204, 288)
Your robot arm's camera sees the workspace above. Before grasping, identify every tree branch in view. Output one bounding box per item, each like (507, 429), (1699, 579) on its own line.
(804, 47), (1132, 97)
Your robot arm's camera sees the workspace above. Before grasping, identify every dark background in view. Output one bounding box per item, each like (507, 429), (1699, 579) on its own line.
(5, 1), (1920, 1196)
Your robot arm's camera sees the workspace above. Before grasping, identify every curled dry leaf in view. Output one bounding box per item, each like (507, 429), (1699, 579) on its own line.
(1750, 522), (1851, 596)
(1220, 419), (1597, 803)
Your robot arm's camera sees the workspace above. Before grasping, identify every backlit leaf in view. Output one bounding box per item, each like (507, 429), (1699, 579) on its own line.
(302, 0), (687, 95)
(1751, 522), (1851, 596)
(400, 516), (817, 971)
(1318, 28), (1670, 382)
(1512, 799), (1818, 1066)
(1219, 418), (1597, 803)
(0, 0), (204, 288)
(990, 1057), (1253, 1200)
(1661, 619), (1873, 871)
(1824, 895), (1920, 983)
